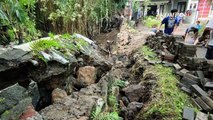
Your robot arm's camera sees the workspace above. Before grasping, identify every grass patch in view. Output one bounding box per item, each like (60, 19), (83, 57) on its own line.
(139, 45), (196, 120)
(141, 46), (158, 61)
(144, 16), (161, 28)
(0, 97), (5, 103)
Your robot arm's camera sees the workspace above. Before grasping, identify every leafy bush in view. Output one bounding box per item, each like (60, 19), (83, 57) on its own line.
(0, 0), (40, 43)
(30, 39), (62, 53)
(44, 0), (127, 35)
(144, 16), (161, 28)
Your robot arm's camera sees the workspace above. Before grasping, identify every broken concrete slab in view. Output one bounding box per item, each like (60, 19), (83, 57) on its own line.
(195, 97), (212, 112)
(204, 82), (213, 89)
(191, 85), (208, 97)
(183, 107), (195, 120)
(178, 42), (197, 57)
(173, 63), (182, 71)
(196, 71), (205, 82)
(178, 69), (190, 76)
(180, 77), (198, 88)
(184, 73), (200, 83)
(191, 98), (202, 111)
(201, 96), (213, 109)
(195, 112), (208, 120)
(180, 86), (192, 95)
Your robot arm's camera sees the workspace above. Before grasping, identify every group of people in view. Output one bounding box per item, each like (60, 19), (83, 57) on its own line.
(157, 9), (213, 60)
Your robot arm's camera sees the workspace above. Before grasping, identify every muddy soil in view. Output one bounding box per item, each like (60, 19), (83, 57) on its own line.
(94, 23), (156, 120)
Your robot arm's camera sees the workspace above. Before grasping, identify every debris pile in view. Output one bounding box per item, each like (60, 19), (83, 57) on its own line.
(145, 33), (212, 71)
(145, 33), (213, 119)
(0, 34), (112, 119)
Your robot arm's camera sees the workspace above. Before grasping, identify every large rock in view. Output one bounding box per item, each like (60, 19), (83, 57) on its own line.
(126, 102), (143, 120)
(121, 102), (143, 120)
(40, 77), (104, 120)
(0, 48), (31, 74)
(0, 48), (32, 90)
(19, 105), (43, 120)
(0, 84), (32, 119)
(0, 84), (29, 114)
(0, 81), (40, 120)
(51, 88), (67, 103)
(40, 95), (100, 120)
(76, 66), (96, 87)
(121, 84), (145, 102)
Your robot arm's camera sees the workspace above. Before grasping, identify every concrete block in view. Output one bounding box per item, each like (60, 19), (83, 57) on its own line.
(201, 96), (213, 109)
(178, 69), (190, 76)
(195, 112), (208, 120)
(195, 97), (212, 112)
(183, 107), (195, 120)
(191, 98), (202, 111)
(180, 77), (198, 88)
(180, 86), (192, 95)
(191, 85), (208, 97)
(173, 64), (182, 70)
(184, 73), (200, 83)
(204, 82), (213, 89)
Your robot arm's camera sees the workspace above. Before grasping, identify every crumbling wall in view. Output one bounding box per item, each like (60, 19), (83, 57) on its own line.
(145, 33), (213, 72)
(145, 33), (213, 117)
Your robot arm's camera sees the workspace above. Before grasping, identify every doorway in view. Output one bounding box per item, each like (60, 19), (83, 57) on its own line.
(177, 2), (186, 13)
(147, 5), (157, 16)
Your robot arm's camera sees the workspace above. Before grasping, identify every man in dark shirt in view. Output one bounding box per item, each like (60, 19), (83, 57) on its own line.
(159, 9), (180, 35)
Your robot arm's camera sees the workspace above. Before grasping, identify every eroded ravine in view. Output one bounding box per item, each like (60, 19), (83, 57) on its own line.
(0, 20), (153, 120)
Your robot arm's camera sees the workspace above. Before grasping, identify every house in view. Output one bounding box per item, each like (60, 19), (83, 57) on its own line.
(139, 0), (212, 22)
(197, 0), (212, 20)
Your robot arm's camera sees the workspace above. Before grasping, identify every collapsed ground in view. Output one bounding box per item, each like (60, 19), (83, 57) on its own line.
(0, 21), (210, 120)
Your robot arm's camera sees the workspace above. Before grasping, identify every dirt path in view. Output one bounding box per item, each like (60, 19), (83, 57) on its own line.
(120, 24), (152, 55)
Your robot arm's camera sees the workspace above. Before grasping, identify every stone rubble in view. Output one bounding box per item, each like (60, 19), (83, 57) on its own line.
(145, 33), (213, 119)
(0, 35), (112, 120)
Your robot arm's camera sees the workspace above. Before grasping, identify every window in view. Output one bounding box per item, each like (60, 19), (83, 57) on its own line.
(193, 4), (197, 9)
(190, 4), (193, 9)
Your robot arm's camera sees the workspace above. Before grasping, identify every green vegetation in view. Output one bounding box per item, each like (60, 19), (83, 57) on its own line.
(0, 97), (5, 103)
(141, 46), (158, 61)
(0, 0), (40, 42)
(90, 79), (126, 120)
(0, 0), (128, 44)
(139, 45), (195, 120)
(30, 39), (62, 53)
(2, 110), (10, 116)
(30, 33), (90, 62)
(39, 0), (127, 35)
(143, 16), (161, 28)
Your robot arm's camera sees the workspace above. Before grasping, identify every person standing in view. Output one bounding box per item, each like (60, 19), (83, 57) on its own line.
(158, 9), (180, 35)
(206, 30), (213, 59)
